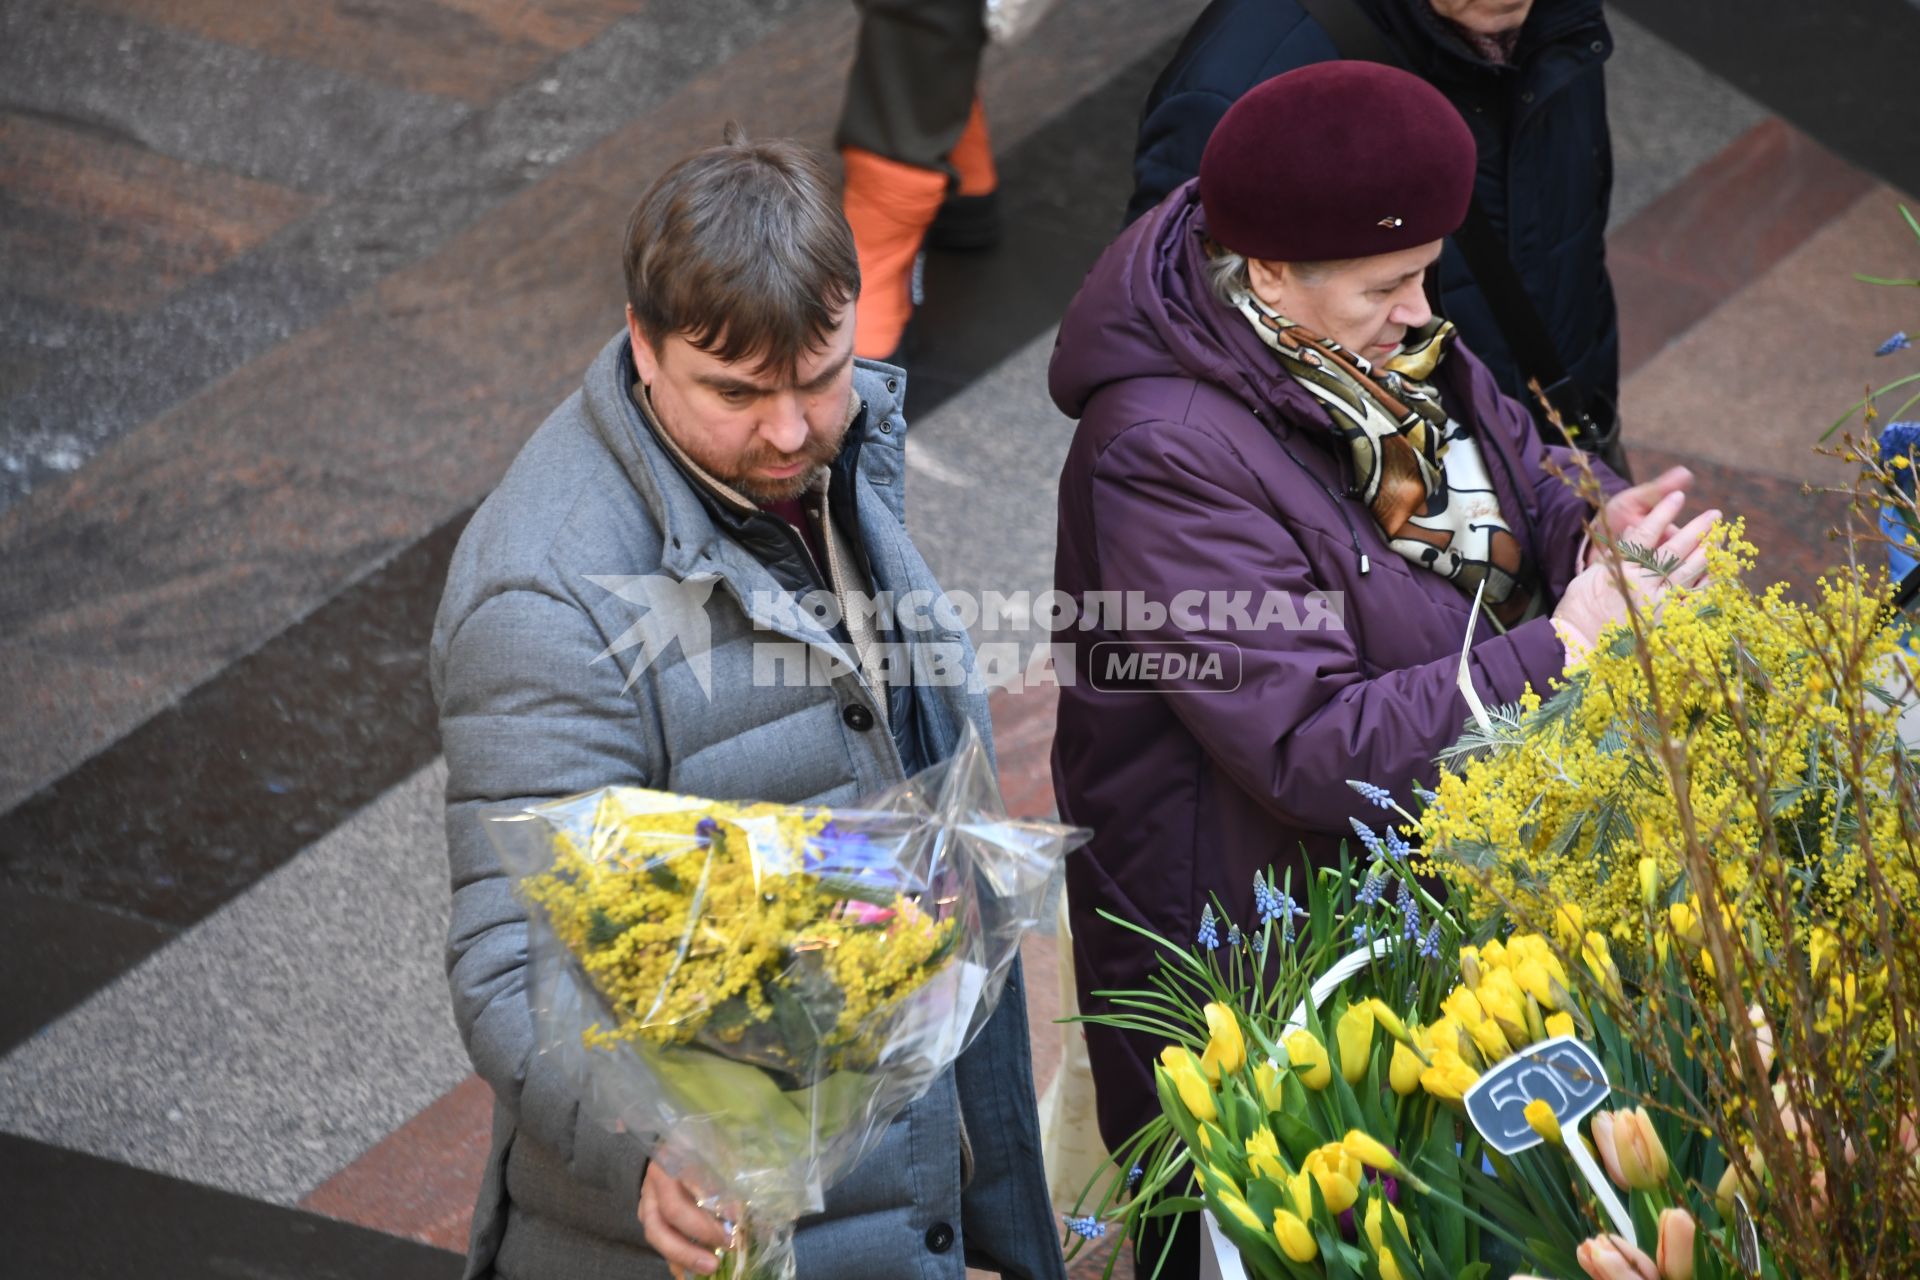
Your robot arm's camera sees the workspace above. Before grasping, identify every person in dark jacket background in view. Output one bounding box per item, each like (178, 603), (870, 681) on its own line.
(1053, 63), (1707, 1274)
(1126, 0), (1620, 452)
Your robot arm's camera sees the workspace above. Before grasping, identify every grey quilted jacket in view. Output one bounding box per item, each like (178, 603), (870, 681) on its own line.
(430, 333), (1065, 1280)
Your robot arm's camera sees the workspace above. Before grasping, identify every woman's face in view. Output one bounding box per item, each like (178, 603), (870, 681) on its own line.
(1428, 0), (1533, 36)
(1247, 241), (1444, 361)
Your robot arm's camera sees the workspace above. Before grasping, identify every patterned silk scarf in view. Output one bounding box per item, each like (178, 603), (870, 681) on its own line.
(1234, 291), (1535, 627)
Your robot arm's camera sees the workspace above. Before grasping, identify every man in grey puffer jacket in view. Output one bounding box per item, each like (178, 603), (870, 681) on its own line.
(430, 128), (1063, 1280)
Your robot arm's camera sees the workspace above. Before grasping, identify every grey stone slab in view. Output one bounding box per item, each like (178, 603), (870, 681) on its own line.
(0, 1), (471, 196)
(0, 0), (822, 513)
(0, 760), (470, 1203)
(1604, 11), (1768, 227)
(907, 328), (1077, 682)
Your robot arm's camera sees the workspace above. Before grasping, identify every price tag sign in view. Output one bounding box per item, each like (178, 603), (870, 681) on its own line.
(1462, 1035), (1636, 1243)
(1463, 1035), (1611, 1155)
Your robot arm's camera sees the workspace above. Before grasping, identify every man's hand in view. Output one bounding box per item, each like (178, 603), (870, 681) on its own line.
(640, 1164), (735, 1278)
(1593, 464), (1695, 550)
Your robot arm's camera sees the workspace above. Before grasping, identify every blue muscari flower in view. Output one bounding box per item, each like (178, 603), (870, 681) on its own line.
(1127, 1165), (1144, 1189)
(1356, 869), (1387, 905)
(1352, 921), (1373, 945)
(1397, 880), (1422, 935)
(1876, 330), (1912, 357)
(695, 817), (719, 840)
(1253, 932), (1269, 954)
(1348, 780), (1394, 809)
(1418, 922), (1443, 960)
(1197, 904), (1220, 950)
(1253, 873), (1280, 923)
(1384, 826), (1411, 861)
(1349, 817), (1386, 858)
(1066, 1215), (1106, 1240)
(1413, 785), (1440, 807)
(1228, 924), (1243, 947)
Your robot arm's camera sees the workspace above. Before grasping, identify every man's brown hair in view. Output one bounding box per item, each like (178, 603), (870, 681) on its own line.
(623, 124), (860, 375)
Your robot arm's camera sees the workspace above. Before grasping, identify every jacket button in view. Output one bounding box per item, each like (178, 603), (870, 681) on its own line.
(843, 704), (875, 732)
(925, 1223), (954, 1253)
(1591, 39), (1607, 53)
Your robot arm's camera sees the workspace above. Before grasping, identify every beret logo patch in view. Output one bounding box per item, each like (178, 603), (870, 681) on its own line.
(1377, 216), (1405, 229)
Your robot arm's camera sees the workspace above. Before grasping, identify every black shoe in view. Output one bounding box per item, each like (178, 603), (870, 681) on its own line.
(926, 190), (1001, 251)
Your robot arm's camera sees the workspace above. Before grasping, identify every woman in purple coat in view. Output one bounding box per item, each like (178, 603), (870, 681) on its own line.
(1048, 61), (1713, 1269)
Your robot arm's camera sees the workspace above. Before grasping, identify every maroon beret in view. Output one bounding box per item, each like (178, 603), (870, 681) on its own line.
(1198, 61), (1477, 262)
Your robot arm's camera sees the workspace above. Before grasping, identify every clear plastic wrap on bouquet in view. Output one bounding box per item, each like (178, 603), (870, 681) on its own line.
(488, 722), (1086, 1278)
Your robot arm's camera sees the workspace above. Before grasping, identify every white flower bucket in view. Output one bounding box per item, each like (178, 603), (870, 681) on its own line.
(1200, 1209), (1249, 1280)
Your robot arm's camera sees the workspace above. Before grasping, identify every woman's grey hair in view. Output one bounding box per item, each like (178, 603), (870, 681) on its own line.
(1202, 238), (1339, 306)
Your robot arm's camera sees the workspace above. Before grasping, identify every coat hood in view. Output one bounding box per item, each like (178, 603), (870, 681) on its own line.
(1049, 180), (1305, 426)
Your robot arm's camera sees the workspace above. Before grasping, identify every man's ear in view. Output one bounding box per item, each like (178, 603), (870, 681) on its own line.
(627, 304), (660, 386)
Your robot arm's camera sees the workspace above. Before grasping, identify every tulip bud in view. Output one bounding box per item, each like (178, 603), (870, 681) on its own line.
(1524, 1098), (1563, 1146)
(1554, 903), (1585, 948)
(1669, 901), (1703, 948)
(1459, 945), (1484, 989)
(1656, 1208), (1696, 1280)
(1303, 1144), (1361, 1215)
(1273, 1207), (1318, 1262)
(1363, 1196), (1412, 1280)
(1576, 1232), (1659, 1280)
(1284, 1028), (1333, 1091)
(1389, 1037), (1425, 1096)
(1245, 1127), (1287, 1181)
(1202, 1002), (1247, 1079)
(1546, 1011), (1576, 1040)
(1612, 1107), (1670, 1191)
(1159, 1045), (1218, 1123)
(1337, 1002), (1376, 1085)
(1638, 857), (1659, 908)
(1590, 1111), (1628, 1190)
(1368, 999), (1414, 1046)
(1253, 1060), (1284, 1112)
(1342, 1129), (1400, 1173)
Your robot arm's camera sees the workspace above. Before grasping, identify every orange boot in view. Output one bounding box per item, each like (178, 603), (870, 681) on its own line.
(842, 147), (948, 361)
(929, 97), (1001, 251)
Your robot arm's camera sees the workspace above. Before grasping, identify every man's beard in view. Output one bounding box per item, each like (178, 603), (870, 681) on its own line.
(722, 420), (850, 505)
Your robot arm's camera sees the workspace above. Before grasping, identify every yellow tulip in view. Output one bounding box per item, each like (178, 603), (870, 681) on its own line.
(1420, 1050), (1480, 1103)
(1524, 1098), (1562, 1145)
(1512, 958), (1559, 1010)
(1441, 984), (1484, 1027)
(1476, 969), (1529, 1040)
(1545, 1011), (1575, 1040)
(1245, 1127), (1288, 1181)
(1336, 1002), (1376, 1085)
(1284, 1028), (1333, 1091)
(1202, 1002), (1246, 1079)
(1389, 1037), (1425, 1096)
(1638, 856), (1659, 908)
(1459, 945), (1484, 989)
(1287, 1170), (1316, 1219)
(1669, 901), (1703, 948)
(1303, 1144), (1361, 1215)
(1272, 1208), (1318, 1263)
(1253, 1060), (1285, 1112)
(1342, 1129), (1400, 1173)
(1159, 1045), (1218, 1123)
(1465, 1013), (1512, 1063)
(1213, 1184), (1266, 1235)
(1368, 999), (1414, 1046)
(1554, 903), (1585, 947)
(1363, 1195), (1412, 1280)
(1480, 937), (1509, 969)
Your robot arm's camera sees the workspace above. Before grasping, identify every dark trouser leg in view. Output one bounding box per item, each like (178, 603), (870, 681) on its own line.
(837, 0), (988, 175)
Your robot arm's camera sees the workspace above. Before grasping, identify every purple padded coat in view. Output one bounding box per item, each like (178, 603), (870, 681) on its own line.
(1047, 181), (1622, 1156)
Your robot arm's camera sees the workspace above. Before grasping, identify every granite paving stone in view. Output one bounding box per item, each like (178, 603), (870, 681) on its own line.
(76, 0), (653, 105)
(0, 0), (823, 510)
(1621, 185), (1920, 485)
(0, 760), (469, 1205)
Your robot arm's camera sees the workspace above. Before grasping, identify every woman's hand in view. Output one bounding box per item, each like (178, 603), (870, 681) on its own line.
(1589, 465), (1695, 559)
(639, 1164), (735, 1278)
(1555, 490), (1719, 658)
